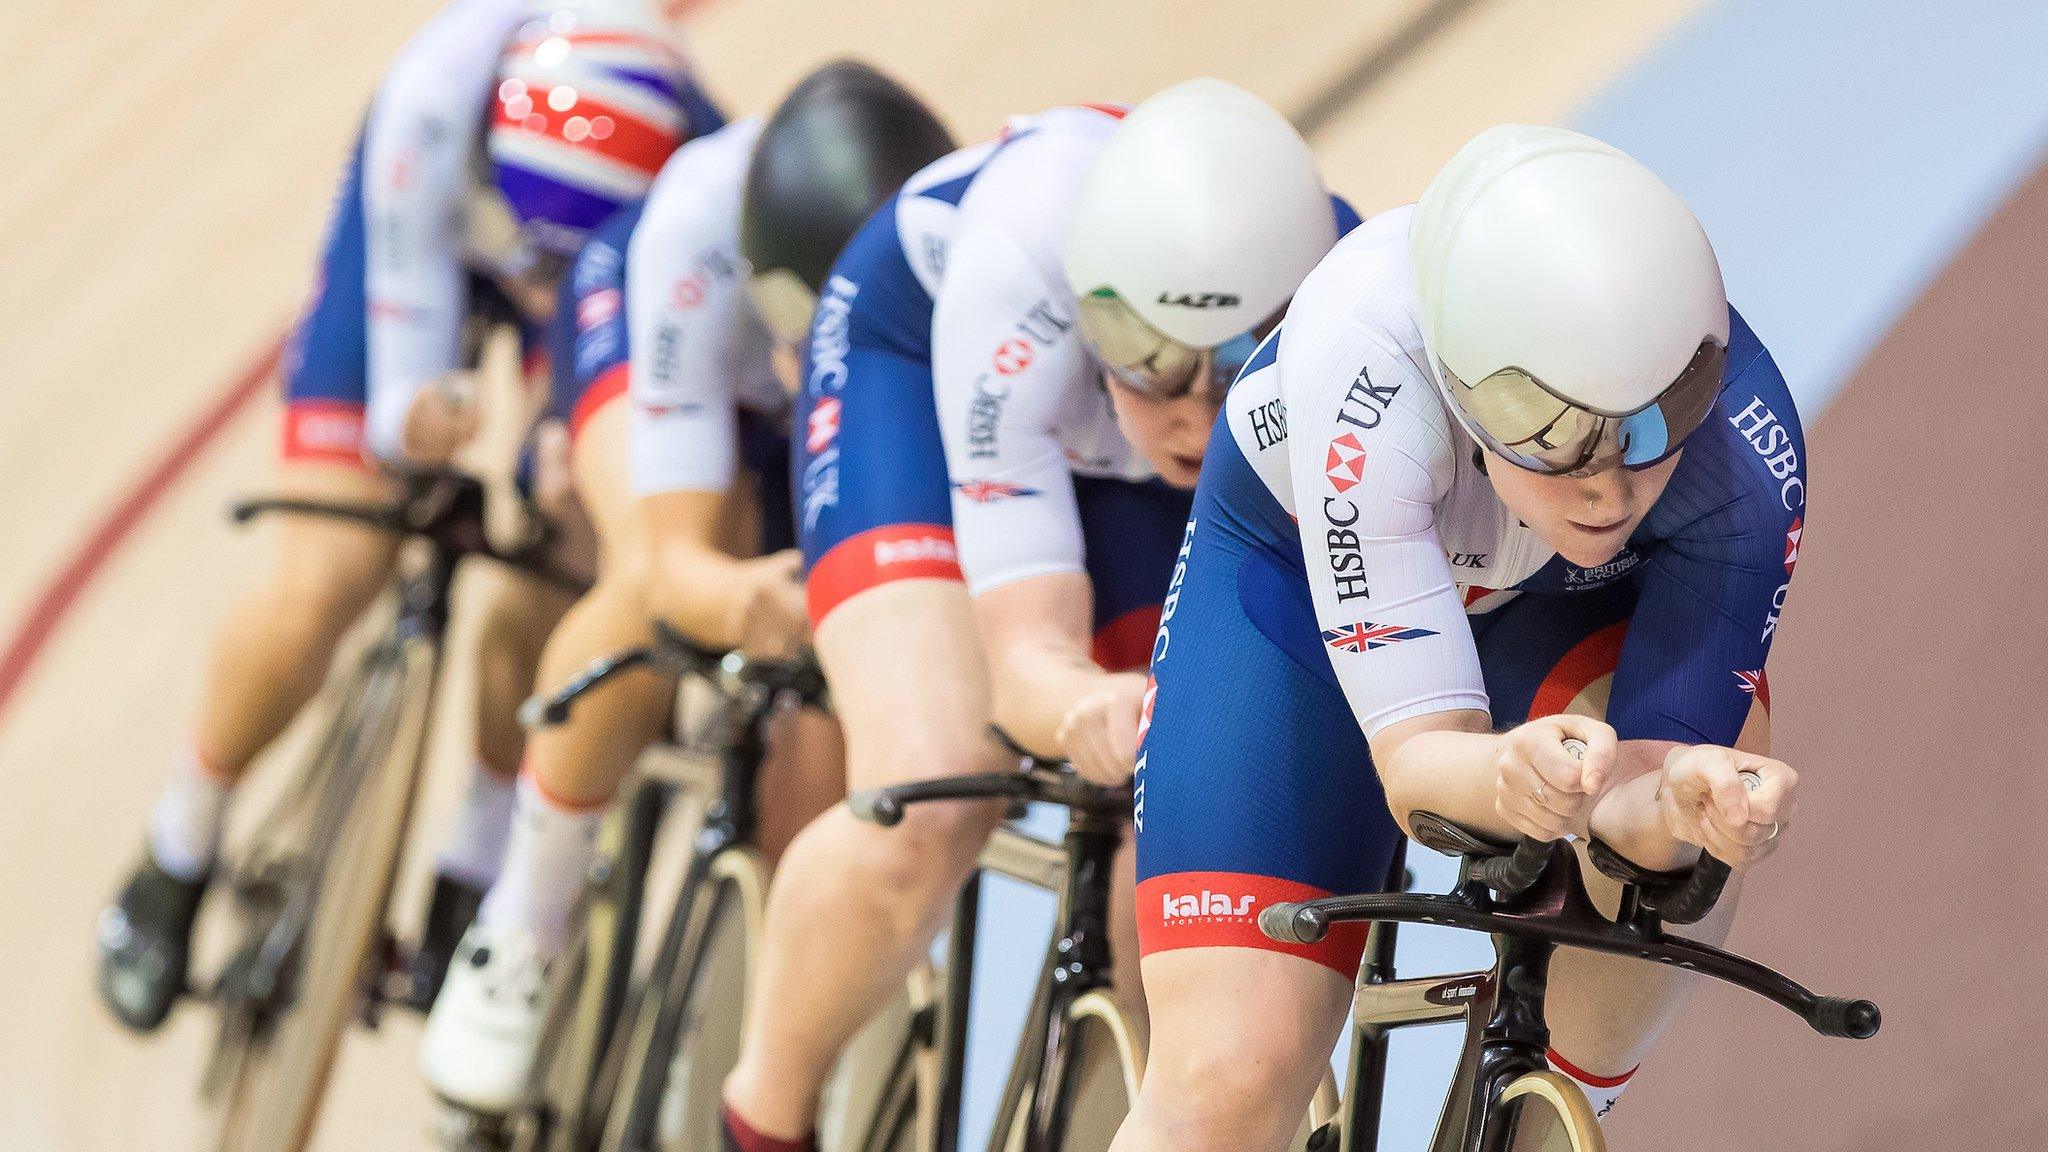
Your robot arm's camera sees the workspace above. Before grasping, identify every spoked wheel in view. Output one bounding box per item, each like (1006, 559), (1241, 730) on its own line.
(997, 990), (1143, 1152)
(1497, 1070), (1607, 1152)
(601, 852), (765, 1152)
(202, 633), (438, 1152)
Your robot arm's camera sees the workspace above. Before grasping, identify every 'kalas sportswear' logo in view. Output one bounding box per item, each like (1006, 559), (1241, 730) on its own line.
(874, 535), (957, 567)
(1322, 622), (1438, 653)
(1160, 890), (1255, 921)
(1325, 433), (1367, 494)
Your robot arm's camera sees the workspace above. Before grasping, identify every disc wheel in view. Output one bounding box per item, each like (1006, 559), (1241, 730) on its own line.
(204, 635), (436, 1152)
(1497, 1069), (1608, 1152)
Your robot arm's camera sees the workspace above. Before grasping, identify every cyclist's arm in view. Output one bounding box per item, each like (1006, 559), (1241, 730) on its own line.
(1587, 340), (1807, 865)
(1275, 313), (1540, 837)
(932, 216), (1114, 757)
(627, 167), (801, 653)
(360, 2), (512, 462)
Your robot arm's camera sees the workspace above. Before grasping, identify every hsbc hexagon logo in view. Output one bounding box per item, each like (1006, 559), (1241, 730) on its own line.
(1784, 516), (1802, 574)
(993, 338), (1034, 376)
(807, 396), (842, 454)
(1325, 432), (1366, 494)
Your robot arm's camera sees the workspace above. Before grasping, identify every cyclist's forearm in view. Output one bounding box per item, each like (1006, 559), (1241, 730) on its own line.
(1589, 769), (1700, 873)
(650, 540), (756, 650)
(989, 636), (1110, 757)
(1374, 722), (1519, 841)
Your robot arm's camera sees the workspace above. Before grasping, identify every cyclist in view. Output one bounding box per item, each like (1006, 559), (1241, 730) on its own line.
(417, 61), (957, 1115)
(1113, 124), (1807, 1152)
(94, 0), (714, 1031)
(720, 80), (1354, 1152)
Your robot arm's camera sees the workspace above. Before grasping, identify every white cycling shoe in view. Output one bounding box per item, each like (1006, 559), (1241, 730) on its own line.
(418, 920), (555, 1115)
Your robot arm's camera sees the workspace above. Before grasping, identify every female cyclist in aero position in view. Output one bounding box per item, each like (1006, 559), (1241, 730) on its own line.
(718, 80), (1356, 1152)
(420, 60), (957, 1115)
(1115, 125), (1806, 1152)
(96, 0), (717, 1030)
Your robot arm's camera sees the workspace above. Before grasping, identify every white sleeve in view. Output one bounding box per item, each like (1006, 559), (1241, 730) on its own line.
(932, 219), (1093, 595)
(1281, 314), (1490, 736)
(361, 0), (520, 460)
(625, 204), (767, 496)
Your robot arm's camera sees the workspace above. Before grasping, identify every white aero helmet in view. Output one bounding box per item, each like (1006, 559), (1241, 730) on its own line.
(1410, 124), (1729, 475)
(1064, 78), (1337, 398)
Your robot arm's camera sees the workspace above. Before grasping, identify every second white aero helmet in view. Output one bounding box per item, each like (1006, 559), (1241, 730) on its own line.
(1064, 79), (1337, 398)
(1410, 124), (1729, 475)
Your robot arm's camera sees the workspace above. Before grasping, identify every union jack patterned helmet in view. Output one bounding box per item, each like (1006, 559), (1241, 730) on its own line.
(488, 0), (691, 255)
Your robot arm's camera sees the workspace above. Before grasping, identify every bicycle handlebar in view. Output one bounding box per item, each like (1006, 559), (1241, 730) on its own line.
(230, 469), (586, 594)
(523, 618), (827, 729)
(848, 731), (1131, 824)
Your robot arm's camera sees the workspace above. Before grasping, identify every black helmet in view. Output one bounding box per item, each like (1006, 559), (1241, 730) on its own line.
(740, 60), (955, 342)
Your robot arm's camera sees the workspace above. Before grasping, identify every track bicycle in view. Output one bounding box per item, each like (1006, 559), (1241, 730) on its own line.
(439, 621), (841, 1152)
(841, 739), (1144, 1152)
(193, 468), (583, 1152)
(1260, 812), (1882, 1152)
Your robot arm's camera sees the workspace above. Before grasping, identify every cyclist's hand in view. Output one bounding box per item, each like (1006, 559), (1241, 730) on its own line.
(728, 550), (809, 661)
(1494, 715), (1617, 841)
(1055, 672), (1149, 785)
(1658, 745), (1796, 870)
(402, 372), (483, 464)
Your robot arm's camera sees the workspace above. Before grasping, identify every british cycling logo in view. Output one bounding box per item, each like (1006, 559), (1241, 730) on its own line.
(1563, 551), (1642, 587)
(806, 396), (841, 454)
(1322, 622), (1438, 653)
(1160, 889), (1255, 921)
(951, 480), (1041, 503)
(1734, 669), (1770, 710)
(1325, 432), (1366, 494)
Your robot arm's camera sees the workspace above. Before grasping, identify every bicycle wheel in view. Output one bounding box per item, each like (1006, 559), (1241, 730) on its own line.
(205, 631), (440, 1152)
(515, 781), (666, 1152)
(997, 990), (1143, 1152)
(601, 849), (766, 1152)
(1496, 1070), (1606, 1152)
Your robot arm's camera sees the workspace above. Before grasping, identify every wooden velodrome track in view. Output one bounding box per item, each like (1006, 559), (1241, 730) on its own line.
(6, 0), (2035, 1149)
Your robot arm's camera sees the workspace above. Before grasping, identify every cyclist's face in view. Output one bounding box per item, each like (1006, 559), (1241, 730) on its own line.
(1486, 449), (1681, 568)
(1105, 374), (1221, 490)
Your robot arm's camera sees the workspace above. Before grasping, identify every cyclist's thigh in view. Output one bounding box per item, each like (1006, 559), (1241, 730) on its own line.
(1471, 582), (1639, 727)
(795, 340), (959, 628)
(1071, 474), (1194, 672)
(1135, 520), (1401, 981)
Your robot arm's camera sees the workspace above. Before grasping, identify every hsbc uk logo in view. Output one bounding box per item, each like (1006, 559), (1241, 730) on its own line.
(1325, 433), (1366, 494)
(806, 396), (841, 454)
(1160, 889), (1255, 922)
(1322, 622), (1439, 653)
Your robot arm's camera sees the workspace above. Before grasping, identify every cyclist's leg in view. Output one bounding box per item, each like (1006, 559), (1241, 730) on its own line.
(1473, 587), (1760, 1121)
(1070, 473), (1198, 1040)
(1116, 498), (1402, 1152)
(723, 340), (1013, 1143)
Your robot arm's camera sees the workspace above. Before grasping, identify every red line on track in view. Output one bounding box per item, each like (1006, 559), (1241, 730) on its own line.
(0, 337), (283, 726)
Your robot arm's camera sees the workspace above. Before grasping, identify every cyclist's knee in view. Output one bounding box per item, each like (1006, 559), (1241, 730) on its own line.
(861, 795), (1005, 894)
